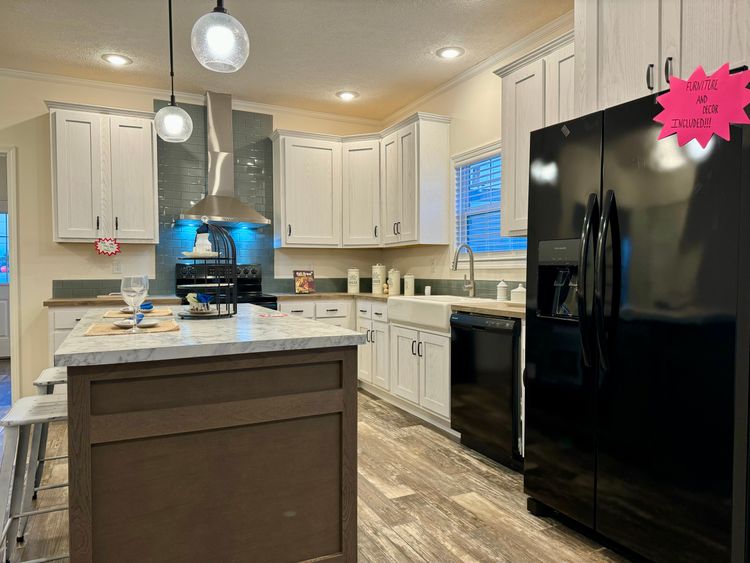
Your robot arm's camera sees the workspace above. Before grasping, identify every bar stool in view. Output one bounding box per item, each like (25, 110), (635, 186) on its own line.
(0, 395), (68, 563)
(31, 368), (67, 496)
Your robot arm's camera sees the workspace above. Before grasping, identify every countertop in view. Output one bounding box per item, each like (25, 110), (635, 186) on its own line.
(274, 292), (389, 301)
(451, 301), (526, 319)
(44, 295), (183, 307)
(54, 304), (366, 367)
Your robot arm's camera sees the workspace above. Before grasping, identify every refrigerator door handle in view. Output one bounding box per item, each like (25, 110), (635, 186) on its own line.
(577, 193), (599, 368)
(594, 189), (620, 372)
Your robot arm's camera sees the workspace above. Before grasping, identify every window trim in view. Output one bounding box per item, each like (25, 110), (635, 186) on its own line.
(451, 140), (526, 270)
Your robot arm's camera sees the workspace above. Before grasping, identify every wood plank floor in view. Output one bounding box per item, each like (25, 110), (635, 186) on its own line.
(6, 392), (629, 562)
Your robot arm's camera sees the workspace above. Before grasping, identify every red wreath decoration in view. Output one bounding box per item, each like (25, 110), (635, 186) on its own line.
(94, 237), (121, 256)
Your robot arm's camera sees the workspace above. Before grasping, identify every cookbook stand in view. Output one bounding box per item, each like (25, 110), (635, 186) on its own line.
(177, 219), (238, 319)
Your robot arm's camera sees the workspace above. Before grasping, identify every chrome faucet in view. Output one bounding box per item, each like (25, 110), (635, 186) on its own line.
(451, 243), (475, 297)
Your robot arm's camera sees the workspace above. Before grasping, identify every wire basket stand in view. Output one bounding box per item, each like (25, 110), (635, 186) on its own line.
(177, 219), (238, 319)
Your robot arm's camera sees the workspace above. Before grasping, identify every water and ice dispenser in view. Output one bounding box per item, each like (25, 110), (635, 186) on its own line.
(537, 239), (580, 320)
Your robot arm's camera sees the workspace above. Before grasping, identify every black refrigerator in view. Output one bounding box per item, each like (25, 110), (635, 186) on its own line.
(524, 93), (750, 563)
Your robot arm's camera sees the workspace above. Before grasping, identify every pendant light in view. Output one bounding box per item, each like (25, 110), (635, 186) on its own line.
(155, 0), (193, 143)
(191, 1), (249, 73)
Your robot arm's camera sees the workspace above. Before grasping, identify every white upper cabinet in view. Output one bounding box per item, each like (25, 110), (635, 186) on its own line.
(109, 116), (158, 242)
(661, 0), (750, 80)
(575, 0), (750, 115)
(50, 104), (159, 244)
(52, 110), (104, 240)
(281, 136), (342, 247)
(545, 42), (576, 125)
(272, 113), (450, 249)
(342, 138), (380, 247)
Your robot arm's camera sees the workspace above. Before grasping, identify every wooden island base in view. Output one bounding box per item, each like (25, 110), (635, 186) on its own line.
(67, 346), (358, 563)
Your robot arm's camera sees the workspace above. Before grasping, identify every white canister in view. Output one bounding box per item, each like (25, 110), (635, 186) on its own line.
(510, 283), (526, 304)
(194, 233), (212, 253)
(403, 275), (415, 296)
(372, 264), (387, 295)
(496, 280), (509, 302)
(388, 269), (401, 296)
(347, 269), (360, 294)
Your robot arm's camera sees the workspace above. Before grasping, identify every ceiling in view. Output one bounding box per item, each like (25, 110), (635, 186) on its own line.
(0, 0), (572, 120)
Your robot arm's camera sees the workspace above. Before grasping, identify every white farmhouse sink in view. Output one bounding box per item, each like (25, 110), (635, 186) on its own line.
(388, 295), (496, 332)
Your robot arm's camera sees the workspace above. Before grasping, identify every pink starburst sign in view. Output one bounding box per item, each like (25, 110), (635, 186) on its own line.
(654, 63), (750, 147)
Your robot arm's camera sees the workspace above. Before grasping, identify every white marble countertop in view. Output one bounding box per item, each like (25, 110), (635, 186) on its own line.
(54, 304), (366, 367)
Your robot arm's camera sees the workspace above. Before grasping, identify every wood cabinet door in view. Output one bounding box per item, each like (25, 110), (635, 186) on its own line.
(397, 122), (418, 243)
(342, 139), (380, 247)
(52, 110), (104, 240)
(380, 132), (400, 245)
(283, 137), (342, 246)
(597, 0), (661, 108)
(545, 42), (576, 126)
(418, 332), (450, 418)
(501, 58), (545, 236)
(390, 325), (419, 404)
(356, 319), (373, 383)
(371, 321), (390, 391)
(109, 116), (157, 242)
(662, 0), (750, 83)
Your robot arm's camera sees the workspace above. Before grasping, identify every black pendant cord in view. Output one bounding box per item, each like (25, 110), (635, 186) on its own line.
(168, 0), (176, 106)
(213, 0), (227, 14)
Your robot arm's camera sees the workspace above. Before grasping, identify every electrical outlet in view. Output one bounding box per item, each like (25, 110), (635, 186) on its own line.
(112, 259), (122, 274)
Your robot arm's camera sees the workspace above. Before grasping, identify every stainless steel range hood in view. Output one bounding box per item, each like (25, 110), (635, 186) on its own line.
(179, 91), (271, 227)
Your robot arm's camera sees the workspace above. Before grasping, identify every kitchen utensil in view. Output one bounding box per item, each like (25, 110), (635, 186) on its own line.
(194, 232), (212, 253)
(388, 269), (401, 296)
(113, 318), (159, 329)
(403, 274), (415, 296)
(497, 280), (509, 301)
(347, 269), (360, 294)
(372, 264), (386, 295)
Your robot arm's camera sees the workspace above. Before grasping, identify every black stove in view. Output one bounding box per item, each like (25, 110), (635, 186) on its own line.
(175, 263), (278, 310)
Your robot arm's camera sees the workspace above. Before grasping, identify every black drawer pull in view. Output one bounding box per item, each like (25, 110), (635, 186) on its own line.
(374, 312), (383, 316)
(291, 309), (304, 313)
(411, 341), (416, 355)
(326, 308), (339, 312)
(359, 309), (367, 313)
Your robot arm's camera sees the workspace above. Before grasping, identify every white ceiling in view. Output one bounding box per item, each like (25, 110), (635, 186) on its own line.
(0, 0), (572, 120)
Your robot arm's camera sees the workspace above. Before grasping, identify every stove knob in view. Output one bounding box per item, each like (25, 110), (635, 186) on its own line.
(243, 268), (250, 275)
(250, 268), (257, 275)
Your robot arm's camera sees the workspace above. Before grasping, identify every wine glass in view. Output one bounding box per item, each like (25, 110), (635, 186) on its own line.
(121, 275), (149, 333)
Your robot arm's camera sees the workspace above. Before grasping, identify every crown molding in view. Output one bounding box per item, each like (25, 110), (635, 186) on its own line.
(46, 100), (156, 120)
(271, 112), (450, 143)
(0, 67), (382, 127)
(494, 30), (574, 77)
(381, 10), (574, 125)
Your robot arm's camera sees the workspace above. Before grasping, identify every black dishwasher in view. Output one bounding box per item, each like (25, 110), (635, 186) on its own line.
(450, 313), (522, 470)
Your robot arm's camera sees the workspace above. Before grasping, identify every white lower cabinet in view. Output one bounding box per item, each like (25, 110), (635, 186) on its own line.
(357, 318), (373, 383)
(48, 305), (108, 364)
(371, 320), (389, 390)
(389, 324), (450, 418)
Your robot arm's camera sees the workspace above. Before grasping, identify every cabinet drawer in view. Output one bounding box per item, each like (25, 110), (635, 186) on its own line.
(53, 329), (71, 352)
(279, 302), (315, 318)
(53, 308), (88, 329)
(315, 302), (350, 319)
(317, 317), (348, 328)
(356, 301), (372, 319)
(371, 301), (388, 323)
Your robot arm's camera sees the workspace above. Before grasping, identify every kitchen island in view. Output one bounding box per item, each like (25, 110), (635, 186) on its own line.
(54, 304), (365, 563)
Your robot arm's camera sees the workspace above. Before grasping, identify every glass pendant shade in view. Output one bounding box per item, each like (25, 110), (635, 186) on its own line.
(155, 104), (193, 143)
(191, 11), (249, 73)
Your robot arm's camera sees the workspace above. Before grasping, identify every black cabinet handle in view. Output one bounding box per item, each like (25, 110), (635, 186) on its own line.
(75, 318), (81, 322)
(291, 309), (304, 313)
(365, 329), (371, 343)
(664, 56), (673, 84)
(417, 341), (423, 357)
(115, 216), (119, 231)
(96, 215), (100, 230)
(371, 330), (375, 343)
(396, 221), (401, 235)
(374, 225), (378, 238)
(393, 223), (397, 235)
(646, 63), (655, 91)
(287, 224), (292, 237)
(359, 309), (367, 313)
(411, 340), (416, 355)
(374, 312), (383, 316)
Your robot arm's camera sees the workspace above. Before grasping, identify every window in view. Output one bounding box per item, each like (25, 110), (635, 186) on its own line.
(454, 147), (526, 265)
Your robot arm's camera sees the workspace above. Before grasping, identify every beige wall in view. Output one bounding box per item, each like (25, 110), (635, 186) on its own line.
(0, 70), (377, 397)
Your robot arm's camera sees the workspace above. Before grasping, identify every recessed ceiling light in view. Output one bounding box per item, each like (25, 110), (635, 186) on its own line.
(102, 53), (133, 66)
(336, 90), (360, 102)
(437, 46), (465, 60)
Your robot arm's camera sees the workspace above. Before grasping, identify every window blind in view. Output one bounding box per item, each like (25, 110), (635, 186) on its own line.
(455, 154), (527, 254)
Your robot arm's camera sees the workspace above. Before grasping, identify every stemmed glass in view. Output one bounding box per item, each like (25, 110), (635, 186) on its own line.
(121, 275), (149, 333)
